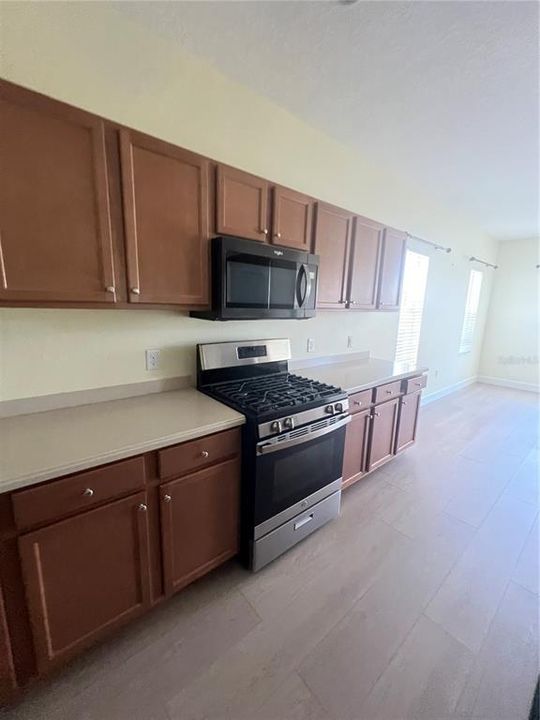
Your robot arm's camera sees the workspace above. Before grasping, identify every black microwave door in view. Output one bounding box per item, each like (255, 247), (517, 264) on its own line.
(268, 259), (299, 310)
(225, 254), (270, 309)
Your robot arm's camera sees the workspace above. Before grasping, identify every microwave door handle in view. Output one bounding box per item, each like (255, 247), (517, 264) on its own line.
(296, 264), (312, 307)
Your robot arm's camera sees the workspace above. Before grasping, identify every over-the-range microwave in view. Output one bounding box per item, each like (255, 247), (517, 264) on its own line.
(191, 236), (319, 321)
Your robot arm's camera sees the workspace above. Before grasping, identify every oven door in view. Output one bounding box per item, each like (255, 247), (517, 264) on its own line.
(253, 414), (350, 532)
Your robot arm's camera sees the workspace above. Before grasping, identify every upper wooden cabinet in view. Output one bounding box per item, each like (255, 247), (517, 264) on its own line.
(216, 165), (269, 242)
(120, 129), (210, 306)
(271, 186), (314, 250)
(347, 216), (384, 310)
(313, 203), (353, 309)
(377, 227), (407, 310)
(0, 82), (116, 304)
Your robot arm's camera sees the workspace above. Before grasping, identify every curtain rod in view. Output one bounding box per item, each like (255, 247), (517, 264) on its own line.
(406, 233), (452, 253)
(469, 256), (498, 269)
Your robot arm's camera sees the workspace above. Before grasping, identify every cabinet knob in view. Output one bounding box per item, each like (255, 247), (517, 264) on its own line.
(138, 503), (147, 512)
(386, 389), (393, 394)
(131, 287), (141, 295)
(402, 401), (407, 406)
(163, 494), (172, 503)
(353, 400), (361, 406)
(105, 286), (115, 294)
(200, 450), (209, 458)
(83, 487), (94, 497)
(373, 411), (380, 417)
(262, 228), (269, 235)
(275, 232), (281, 239)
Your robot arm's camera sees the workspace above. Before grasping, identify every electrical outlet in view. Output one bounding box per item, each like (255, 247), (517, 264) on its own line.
(347, 335), (353, 349)
(145, 349), (160, 371)
(307, 338), (315, 353)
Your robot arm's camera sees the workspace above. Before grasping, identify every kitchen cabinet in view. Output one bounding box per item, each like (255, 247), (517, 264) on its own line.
(0, 584), (16, 704)
(395, 391), (421, 453)
(120, 129), (210, 306)
(160, 458), (240, 595)
(342, 409), (371, 488)
(313, 203), (353, 308)
(0, 81), (116, 304)
(377, 227), (407, 310)
(18, 492), (151, 674)
(216, 165), (269, 242)
(366, 397), (400, 472)
(271, 186), (314, 250)
(347, 216), (384, 310)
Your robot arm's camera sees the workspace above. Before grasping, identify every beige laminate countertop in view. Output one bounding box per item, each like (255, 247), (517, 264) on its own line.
(0, 389), (245, 494)
(297, 357), (428, 394)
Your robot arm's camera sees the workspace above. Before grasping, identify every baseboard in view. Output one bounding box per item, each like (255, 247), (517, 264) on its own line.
(477, 375), (539, 393)
(421, 376), (478, 406)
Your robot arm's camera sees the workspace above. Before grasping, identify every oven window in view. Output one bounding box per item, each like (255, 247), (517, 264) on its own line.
(226, 256), (269, 308)
(269, 262), (297, 309)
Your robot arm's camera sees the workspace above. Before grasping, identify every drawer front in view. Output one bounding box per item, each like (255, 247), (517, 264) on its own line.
(348, 389), (373, 414)
(374, 380), (402, 404)
(404, 374), (427, 394)
(158, 428), (241, 480)
(12, 456), (146, 530)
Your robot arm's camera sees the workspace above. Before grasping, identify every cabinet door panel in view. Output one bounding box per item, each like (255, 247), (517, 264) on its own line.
(0, 84), (115, 303)
(216, 165), (268, 242)
(160, 459), (240, 595)
(314, 203), (353, 308)
(19, 492), (151, 673)
(120, 130), (209, 305)
(272, 186), (314, 251)
(395, 391), (421, 453)
(342, 410), (371, 489)
(0, 583), (16, 704)
(367, 399), (399, 471)
(377, 227), (406, 310)
(348, 216), (383, 309)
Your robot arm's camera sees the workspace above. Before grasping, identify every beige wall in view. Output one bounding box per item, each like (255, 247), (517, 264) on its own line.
(479, 238), (540, 391)
(0, 2), (497, 402)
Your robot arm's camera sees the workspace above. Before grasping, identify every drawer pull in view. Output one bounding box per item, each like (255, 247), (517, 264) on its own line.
(163, 494), (172, 503)
(373, 411), (380, 417)
(415, 382), (421, 387)
(402, 401), (407, 406)
(200, 450), (209, 458)
(294, 513), (314, 531)
(138, 503), (147, 513)
(386, 389), (393, 394)
(82, 488), (94, 497)
(353, 400), (362, 406)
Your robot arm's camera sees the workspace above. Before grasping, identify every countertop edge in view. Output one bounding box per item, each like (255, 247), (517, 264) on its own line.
(1, 416), (245, 494)
(343, 367), (429, 394)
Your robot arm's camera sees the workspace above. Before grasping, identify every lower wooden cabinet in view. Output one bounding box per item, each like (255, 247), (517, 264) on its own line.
(160, 458), (240, 595)
(342, 410), (371, 489)
(367, 398), (400, 471)
(395, 391), (421, 453)
(0, 584), (16, 705)
(18, 492), (151, 674)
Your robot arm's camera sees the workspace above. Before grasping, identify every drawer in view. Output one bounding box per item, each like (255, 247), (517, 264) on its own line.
(374, 380), (402, 404)
(348, 389), (372, 414)
(404, 374), (427, 394)
(158, 428), (241, 480)
(12, 456), (146, 530)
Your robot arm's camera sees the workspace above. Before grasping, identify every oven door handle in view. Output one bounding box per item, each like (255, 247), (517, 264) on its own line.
(257, 414), (351, 455)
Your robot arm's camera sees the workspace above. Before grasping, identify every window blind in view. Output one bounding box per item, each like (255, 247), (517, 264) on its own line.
(395, 250), (430, 366)
(459, 269), (483, 353)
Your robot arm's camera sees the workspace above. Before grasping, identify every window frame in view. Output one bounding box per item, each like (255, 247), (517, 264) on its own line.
(459, 268), (484, 354)
(394, 248), (430, 367)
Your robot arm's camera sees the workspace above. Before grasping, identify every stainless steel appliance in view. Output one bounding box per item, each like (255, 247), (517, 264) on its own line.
(190, 236), (319, 321)
(197, 338), (349, 570)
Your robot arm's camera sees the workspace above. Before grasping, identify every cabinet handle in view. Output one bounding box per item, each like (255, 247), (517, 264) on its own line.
(131, 287), (141, 295)
(353, 400), (362, 406)
(163, 494), (172, 503)
(138, 503), (147, 512)
(402, 401), (407, 406)
(262, 228), (269, 235)
(200, 450), (209, 458)
(385, 390), (393, 394)
(275, 232), (282, 239)
(373, 411), (380, 417)
(105, 286), (115, 293)
(82, 487), (94, 497)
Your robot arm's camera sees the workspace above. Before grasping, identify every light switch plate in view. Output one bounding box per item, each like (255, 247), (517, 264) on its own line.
(145, 349), (160, 371)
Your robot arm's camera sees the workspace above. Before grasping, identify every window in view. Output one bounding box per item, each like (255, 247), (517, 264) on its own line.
(459, 269), (483, 353)
(395, 250), (430, 366)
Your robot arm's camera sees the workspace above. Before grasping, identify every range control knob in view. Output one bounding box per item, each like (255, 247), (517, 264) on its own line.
(270, 420), (282, 434)
(334, 402), (343, 413)
(325, 405), (335, 415)
(283, 417), (295, 430)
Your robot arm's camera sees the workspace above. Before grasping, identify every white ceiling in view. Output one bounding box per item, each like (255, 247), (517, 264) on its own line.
(116, 1), (539, 241)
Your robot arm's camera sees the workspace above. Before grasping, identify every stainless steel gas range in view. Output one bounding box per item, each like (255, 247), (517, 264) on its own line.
(197, 338), (350, 571)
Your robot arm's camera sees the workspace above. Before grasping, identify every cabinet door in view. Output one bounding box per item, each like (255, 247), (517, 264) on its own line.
(342, 409), (371, 489)
(271, 186), (314, 250)
(0, 82), (116, 304)
(216, 165), (269, 242)
(313, 203), (353, 308)
(160, 458), (240, 595)
(377, 227), (406, 310)
(366, 398), (399, 471)
(0, 583), (16, 704)
(348, 216), (384, 310)
(120, 129), (210, 305)
(19, 492), (151, 674)
(395, 391), (421, 453)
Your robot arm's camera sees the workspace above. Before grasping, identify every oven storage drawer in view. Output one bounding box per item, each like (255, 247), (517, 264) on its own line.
(403, 375), (427, 394)
(252, 490), (341, 572)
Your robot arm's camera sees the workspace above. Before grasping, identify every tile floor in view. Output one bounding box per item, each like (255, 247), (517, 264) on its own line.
(4, 383), (539, 720)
